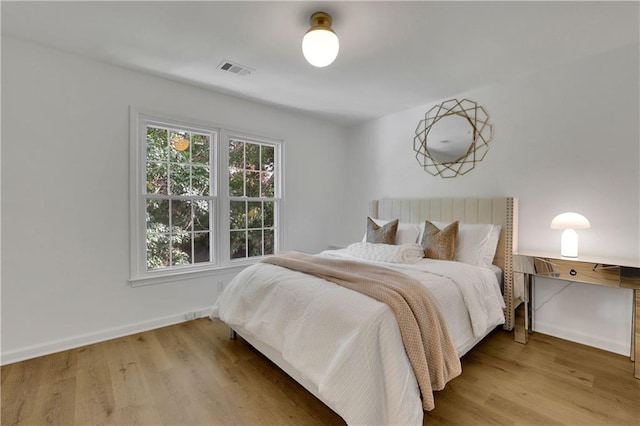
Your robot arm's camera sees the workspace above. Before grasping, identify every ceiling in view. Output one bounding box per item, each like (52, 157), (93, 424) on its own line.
(2, 1), (638, 126)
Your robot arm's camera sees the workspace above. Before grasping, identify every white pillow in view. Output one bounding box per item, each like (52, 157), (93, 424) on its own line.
(362, 218), (421, 245)
(346, 242), (425, 264)
(419, 221), (502, 268)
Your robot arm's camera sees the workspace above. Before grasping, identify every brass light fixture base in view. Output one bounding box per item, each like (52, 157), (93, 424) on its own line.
(309, 12), (332, 29)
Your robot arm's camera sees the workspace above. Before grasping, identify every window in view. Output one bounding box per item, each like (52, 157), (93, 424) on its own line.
(228, 138), (277, 259)
(144, 125), (215, 270)
(130, 110), (282, 284)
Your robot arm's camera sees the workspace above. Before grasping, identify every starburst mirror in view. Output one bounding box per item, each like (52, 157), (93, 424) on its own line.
(413, 99), (493, 178)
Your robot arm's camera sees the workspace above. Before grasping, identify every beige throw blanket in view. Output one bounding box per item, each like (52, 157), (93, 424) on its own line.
(261, 251), (462, 411)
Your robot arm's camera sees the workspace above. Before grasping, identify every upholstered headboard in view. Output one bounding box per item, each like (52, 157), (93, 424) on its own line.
(369, 197), (519, 331)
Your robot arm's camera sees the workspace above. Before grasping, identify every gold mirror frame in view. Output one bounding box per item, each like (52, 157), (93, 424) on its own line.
(413, 98), (493, 178)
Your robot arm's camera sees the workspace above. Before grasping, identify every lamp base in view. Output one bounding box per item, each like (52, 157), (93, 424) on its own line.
(560, 228), (578, 258)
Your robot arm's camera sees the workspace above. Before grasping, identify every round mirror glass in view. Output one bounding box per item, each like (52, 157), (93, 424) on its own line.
(426, 113), (474, 164)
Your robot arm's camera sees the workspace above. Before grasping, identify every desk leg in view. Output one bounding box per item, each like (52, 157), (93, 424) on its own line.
(514, 272), (532, 344)
(633, 289), (639, 379)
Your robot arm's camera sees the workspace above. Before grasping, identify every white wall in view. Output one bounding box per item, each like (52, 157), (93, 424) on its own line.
(1, 37), (348, 363)
(340, 44), (640, 355)
(2, 37), (638, 363)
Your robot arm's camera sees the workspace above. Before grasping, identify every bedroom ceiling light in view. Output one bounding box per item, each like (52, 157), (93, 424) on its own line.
(302, 12), (339, 67)
(550, 212), (591, 258)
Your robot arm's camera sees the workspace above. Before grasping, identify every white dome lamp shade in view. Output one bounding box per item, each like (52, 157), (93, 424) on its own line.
(550, 212), (591, 258)
(302, 12), (339, 67)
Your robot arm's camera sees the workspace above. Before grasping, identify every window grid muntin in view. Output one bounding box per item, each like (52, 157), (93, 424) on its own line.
(228, 137), (278, 261)
(144, 122), (216, 271)
(145, 193), (216, 271)
(228, 198), (276, 259)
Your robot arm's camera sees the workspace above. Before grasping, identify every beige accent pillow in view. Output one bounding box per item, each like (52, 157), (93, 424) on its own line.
(366, 217), (399, 244)
(420, 220), (458, 260)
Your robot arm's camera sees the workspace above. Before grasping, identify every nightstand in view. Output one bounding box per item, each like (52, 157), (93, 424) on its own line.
(513, 251), (640, 379)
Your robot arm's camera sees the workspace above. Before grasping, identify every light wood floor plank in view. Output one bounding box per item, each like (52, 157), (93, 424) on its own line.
(74, 343), (117, 425)
(2, 318), (639, 425)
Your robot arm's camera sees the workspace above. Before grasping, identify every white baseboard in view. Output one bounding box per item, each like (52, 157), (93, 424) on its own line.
(1, 307), (213, 366)
(534, 320), (630, 356)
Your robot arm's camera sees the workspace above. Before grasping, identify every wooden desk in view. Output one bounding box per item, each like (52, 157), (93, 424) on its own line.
(513, 251), (640, 379)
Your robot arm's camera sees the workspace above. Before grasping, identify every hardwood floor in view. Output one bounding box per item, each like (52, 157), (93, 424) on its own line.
(2, 319), (639, 425)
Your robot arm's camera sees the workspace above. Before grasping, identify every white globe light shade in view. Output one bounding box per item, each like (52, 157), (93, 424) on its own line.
(302, 28), (339, 67)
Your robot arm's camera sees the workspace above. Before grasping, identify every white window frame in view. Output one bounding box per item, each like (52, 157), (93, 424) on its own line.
(129, 108), (283, 286)
(220, 131), (283, 263)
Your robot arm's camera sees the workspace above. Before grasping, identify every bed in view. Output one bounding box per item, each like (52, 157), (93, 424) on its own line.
(211, 197), (519, 425)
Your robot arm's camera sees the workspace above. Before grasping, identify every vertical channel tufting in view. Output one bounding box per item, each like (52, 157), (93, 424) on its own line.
(391, 200), (400, 220)
(430, 200), (441, 221)
(452, 199), (465, 222)
(368, 200), (379, 219)
(409, 200), (420, 223)
(478, 199), (492, 224)
(371, 197), (517, 330)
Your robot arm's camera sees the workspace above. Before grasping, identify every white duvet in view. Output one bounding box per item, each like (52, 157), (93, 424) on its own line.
(210, 249), (505, 425)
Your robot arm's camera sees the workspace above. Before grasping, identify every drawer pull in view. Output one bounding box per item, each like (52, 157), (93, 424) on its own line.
(569, 269), (577, 276)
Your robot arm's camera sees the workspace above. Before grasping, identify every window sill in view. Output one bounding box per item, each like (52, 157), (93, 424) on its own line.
(129, 260), (256, 287)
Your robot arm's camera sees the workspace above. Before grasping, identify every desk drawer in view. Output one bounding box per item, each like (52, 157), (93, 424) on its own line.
(534, 258), (620, 287)
(621, 267), (640, 289)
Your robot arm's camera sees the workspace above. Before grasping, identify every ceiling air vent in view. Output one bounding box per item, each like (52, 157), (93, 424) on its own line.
(218, 60), (253, 76)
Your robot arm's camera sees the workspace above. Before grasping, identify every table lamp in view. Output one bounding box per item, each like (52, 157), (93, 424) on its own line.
(550, 212), (590, 258)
